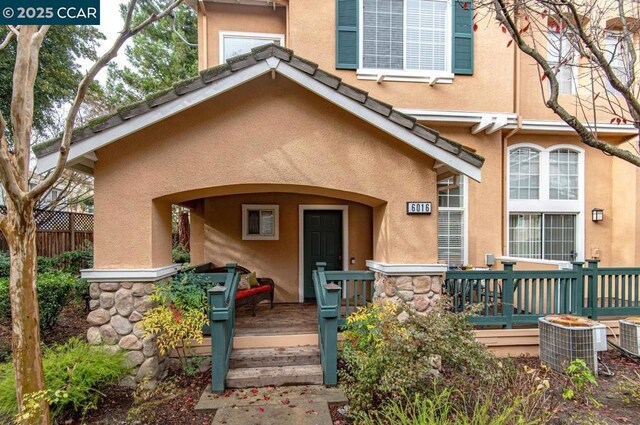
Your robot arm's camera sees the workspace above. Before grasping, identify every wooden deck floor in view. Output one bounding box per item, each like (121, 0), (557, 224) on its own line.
(235, 303), (317, 337)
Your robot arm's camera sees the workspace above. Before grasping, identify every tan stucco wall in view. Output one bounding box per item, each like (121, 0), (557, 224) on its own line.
(93, 74), (439, 269)
(201, 193), (372, 303)
(199, 2), (631, 124)
(199, 0), (516, 113)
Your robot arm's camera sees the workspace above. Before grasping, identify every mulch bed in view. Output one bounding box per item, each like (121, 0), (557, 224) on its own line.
(78, 372), (213, 425)
(4, 303), (640, 424)
(516, 349), (640, 424)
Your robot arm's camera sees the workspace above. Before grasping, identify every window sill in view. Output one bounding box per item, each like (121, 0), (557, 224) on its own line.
(242, 235), (279, 241)
(496, 256), (574, 269)
(356, 69), (454, 84)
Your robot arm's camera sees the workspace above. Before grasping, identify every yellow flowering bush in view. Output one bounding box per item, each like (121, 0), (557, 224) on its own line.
(141, 276), (208, 374)
(142, 305), (207, 358)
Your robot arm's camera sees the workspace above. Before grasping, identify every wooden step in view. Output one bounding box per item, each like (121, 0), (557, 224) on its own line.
(225, 364), (323, 388)
(229, 346), (320, 369)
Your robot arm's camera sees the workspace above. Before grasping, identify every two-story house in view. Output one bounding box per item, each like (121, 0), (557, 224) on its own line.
(32, 0), (640, 385)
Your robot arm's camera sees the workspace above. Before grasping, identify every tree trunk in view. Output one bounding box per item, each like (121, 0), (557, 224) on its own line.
(178, 211), (190, 250)
(6, 201), (50, 424)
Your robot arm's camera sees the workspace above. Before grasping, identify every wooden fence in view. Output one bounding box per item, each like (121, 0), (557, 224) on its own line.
(0, 207), (93, 257)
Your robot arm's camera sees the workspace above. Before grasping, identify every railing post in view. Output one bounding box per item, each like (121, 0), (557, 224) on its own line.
(321, 282), (341, 386)
(502, 261), (515, 329)
(224, 263), (238, 288)
(208, 286), (229, 393)
(586, 259), (600, 319)
(571, 261), (584, 315)
(316, 262), (327, 274)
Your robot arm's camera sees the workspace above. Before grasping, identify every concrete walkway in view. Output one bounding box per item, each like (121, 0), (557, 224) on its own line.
(195, 385), (347, 425)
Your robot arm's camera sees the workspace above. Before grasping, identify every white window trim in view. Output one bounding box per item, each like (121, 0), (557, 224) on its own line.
(357, 0), (454, 84)
(506, 143), (585, 261)
(437, 175), (468, 266)
(298, 205), (349, 303)
(242, 204), (279, 241)
(219, 31), (285, 64)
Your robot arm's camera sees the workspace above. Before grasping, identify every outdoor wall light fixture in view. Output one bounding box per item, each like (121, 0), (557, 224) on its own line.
(592, 208), (604, 222)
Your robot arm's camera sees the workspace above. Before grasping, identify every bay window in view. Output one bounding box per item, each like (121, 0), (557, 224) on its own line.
(507, 145), (584, 262)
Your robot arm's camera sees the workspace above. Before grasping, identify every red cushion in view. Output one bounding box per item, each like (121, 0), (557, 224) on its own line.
(235, 284), (271, 300)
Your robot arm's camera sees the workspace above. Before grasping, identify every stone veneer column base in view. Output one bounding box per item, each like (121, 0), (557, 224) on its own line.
(86, 278), (171, 388)
(373, 273), (443, 313)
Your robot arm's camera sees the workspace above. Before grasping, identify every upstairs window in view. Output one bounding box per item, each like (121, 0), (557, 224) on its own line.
(604, 33), (631, 92)
(361, 0), (451, 74)
(547, 30), (577, 94)
(220, 31), (284, 63)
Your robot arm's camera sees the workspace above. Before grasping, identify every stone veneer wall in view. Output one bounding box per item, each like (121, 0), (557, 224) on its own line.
(86, 278), (170, 387)
(373, 272), (443, 313)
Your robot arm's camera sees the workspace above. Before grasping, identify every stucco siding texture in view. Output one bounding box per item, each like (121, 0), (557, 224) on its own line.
(203, 193), (373, 303)
(93, 74), (438, 269)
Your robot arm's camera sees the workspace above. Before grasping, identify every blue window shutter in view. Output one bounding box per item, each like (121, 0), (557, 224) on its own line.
(452, 1), (474, 75)
(336, 0), (358, 70)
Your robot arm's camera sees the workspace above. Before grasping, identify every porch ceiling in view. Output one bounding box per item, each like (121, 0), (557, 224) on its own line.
(34, 44), (484, 181)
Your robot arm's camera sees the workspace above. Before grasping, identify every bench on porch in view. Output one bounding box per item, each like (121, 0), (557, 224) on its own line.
(181, 262), (275, 316)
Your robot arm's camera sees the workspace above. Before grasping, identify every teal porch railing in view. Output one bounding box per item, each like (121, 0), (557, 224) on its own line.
(444, 260), (640, 328)
(203, 264), (240, 393)
(313, 262), (375, 386)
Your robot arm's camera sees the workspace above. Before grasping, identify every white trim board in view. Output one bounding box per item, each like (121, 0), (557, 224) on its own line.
(397, 108), (637, 136)
(366, 260), (447, 276)
(80, 264), (182, 282)
(36, 57), (482, 182)
(298, 205), (349, 303)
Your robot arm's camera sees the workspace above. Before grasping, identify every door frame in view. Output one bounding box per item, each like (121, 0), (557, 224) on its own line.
(298, 205), (349, 303)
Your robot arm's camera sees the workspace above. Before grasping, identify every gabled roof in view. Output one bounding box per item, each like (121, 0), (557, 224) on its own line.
(34, 44), (484, 181)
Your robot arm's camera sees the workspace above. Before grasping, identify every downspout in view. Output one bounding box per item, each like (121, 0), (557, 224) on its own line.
(502, 30), (523, 258)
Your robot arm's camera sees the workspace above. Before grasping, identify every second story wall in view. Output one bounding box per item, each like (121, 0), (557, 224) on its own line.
(197, 0), (516, 114)
(197, 2), (287, 70)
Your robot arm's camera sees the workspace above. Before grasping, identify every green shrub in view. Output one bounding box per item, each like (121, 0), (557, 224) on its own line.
(0, 252), (9, 279)
(37, 244), (93, 276)
(172, 246), (190, 264)
(339, 301), (500, 417)
(563, 358), (599, 406)
(357, 388), (537, 425)
(0, 272), (77, 331)
(0, 338), (130, 418)
(0, 245), (93, 279)
(142, 274), (207, 374)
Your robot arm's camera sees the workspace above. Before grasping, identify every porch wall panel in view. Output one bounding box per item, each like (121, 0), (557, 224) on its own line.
(204, 192), (374, 303)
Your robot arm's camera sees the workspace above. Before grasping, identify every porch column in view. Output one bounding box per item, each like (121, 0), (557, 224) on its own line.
(189, 201), (206, 264)
(369, 189), (445, 314)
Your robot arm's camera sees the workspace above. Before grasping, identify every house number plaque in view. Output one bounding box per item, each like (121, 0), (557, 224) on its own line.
(406, 202), (432, 215)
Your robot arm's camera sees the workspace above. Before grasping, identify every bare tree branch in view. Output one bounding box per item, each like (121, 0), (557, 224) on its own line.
(490, 0), (640, 166)
(0, 27), (16, 50)
(30, 0), (184, 199)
